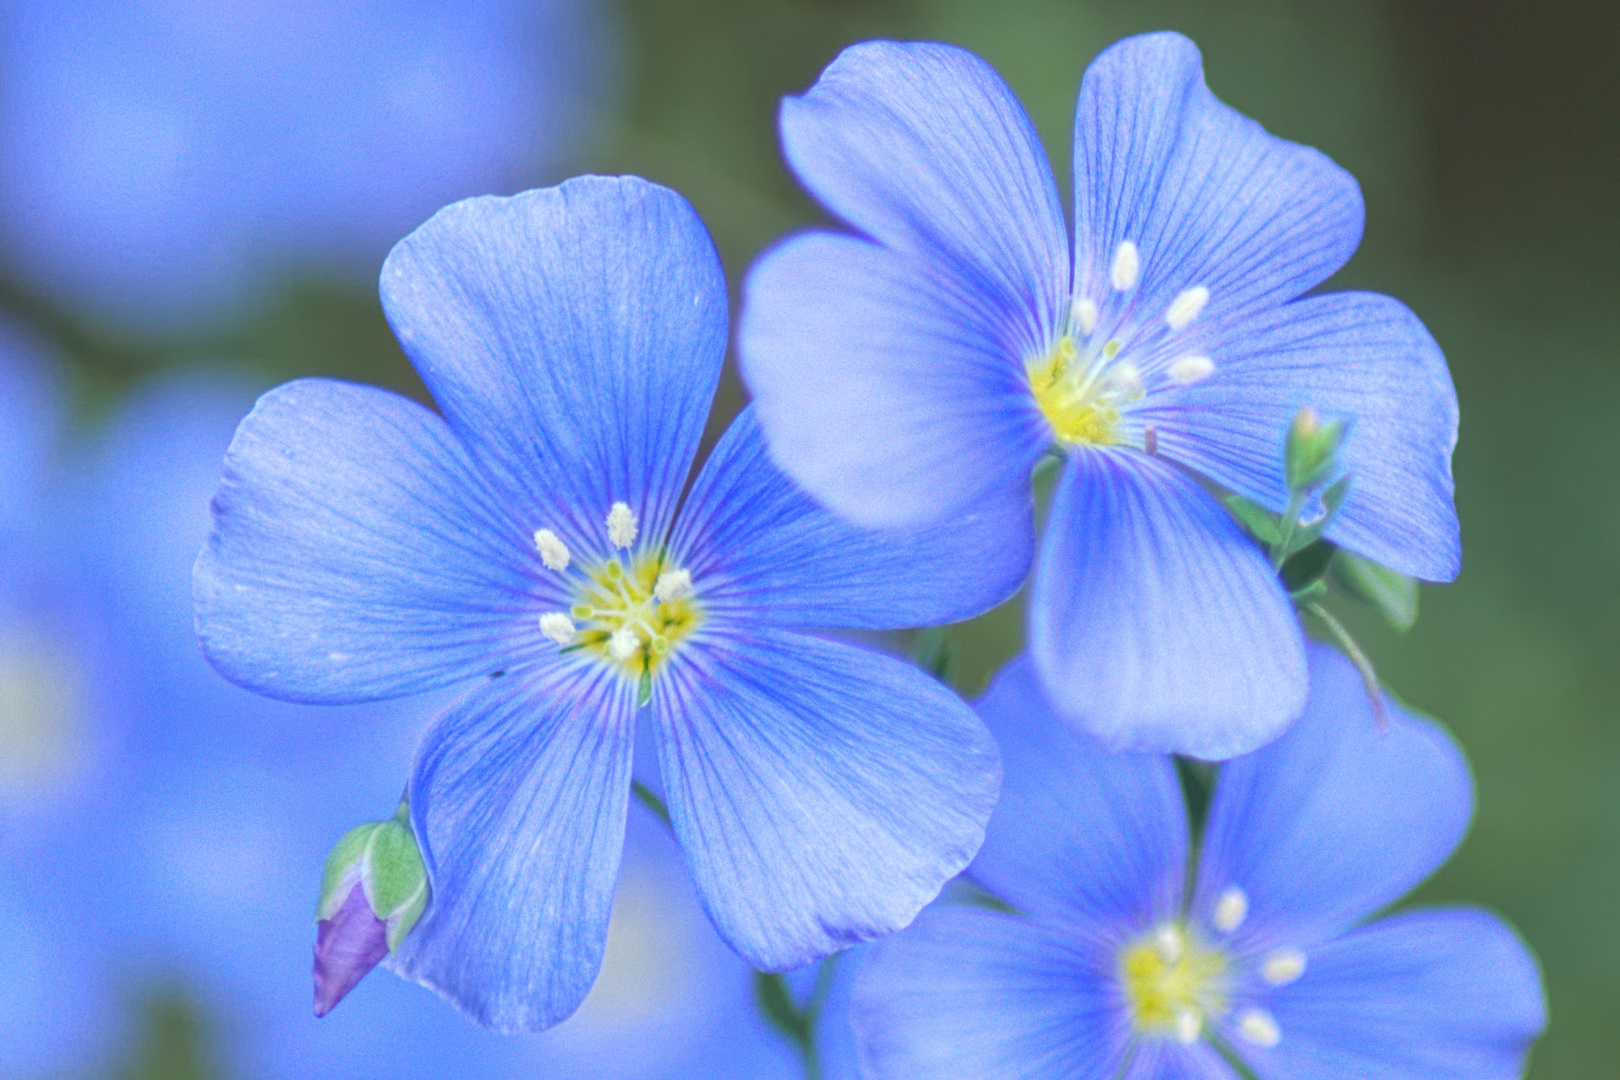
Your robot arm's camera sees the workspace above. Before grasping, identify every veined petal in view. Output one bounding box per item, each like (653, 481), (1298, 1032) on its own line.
(1071, 33), (1362, 326)
(195, 379), (548, 704)
(779, 40), (1068, 337)
(380, 176), (726, 560)
(740, 230), (1049, 529)
(1194, 643), (1473, 948)
(851, 907), (1130, 1080)
(652, 628), (999, 970)
(1144, 292), (1460, 581)
(0, 324), (58, 536)
(389, 660), (636, 1033)
(1030, 450), (1306, 759)
(1229, 909), (1544, 1080)
(667, 407), (1032, 629)
(971, 655), (1186, 932)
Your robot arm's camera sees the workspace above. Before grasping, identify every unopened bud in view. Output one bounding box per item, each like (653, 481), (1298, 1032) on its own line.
(313, 799), (428, 1017)
(1284, 406), (1346, 494)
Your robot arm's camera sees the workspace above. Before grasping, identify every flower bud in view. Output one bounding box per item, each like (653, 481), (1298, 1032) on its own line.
(1284, 406), (1347, 494)
(313, 799), (428, 1017)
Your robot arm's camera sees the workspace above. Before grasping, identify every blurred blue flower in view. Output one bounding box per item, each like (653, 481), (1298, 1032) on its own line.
(850, 644), (1546, 1080)
(0, 0), (614, 329)
(739, 31), (1460, 759)
(63, 372), (808, 1079)
(194, 176), (1020, 1032)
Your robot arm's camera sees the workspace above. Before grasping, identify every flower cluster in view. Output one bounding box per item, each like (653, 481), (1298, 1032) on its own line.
(190, 28), (1543, 1080)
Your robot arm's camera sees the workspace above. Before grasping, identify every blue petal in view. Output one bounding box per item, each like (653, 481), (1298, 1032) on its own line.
(389, 659), (637, 1033)
(1143, 292), (1460, 581)
(779, 40), (1068, 333)
(195, 378), (551, 703)
(1193, 643), (1473, 947)
(740, 230), (1049, 529)
(0, 323), (58, 537)
(380, 176), (726, 559)
(851, 907), (1130, 1080)
(666, 406), (1032, 630)
(970, 655), (1186, 931)
(742, 39), (1067, 530)
(1030, 450), (1307, 759)
(652, 628), (999, 970)
(1124, 1043), (1243, 1080)
(1071, 32), (1362, 327)
(1228, 909), (1544, 1080)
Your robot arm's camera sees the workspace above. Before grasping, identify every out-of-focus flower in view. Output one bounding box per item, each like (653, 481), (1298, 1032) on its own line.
(0, 0), (614, 329)
(74, 372), (805, 1079)
(194, 176), (1018, 1032)
(850, 644), (1546, 1079)
(739, 32), (1460, 759)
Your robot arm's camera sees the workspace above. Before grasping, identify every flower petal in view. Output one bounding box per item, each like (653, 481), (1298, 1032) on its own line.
(195, 378), (549, 704)
(380, 176), (726, 558)
(1071, 32), (1362, 325)
(779, 40), (1068, 334)
(388, 659), (636, 1033)
(1030, 449), (1307, 759)
(652, 628), (999, 970)
(970, 655), (1187, 931)
(1144, 292), (1460, 581)
(1193, 643), (1473, 947)
(1229, 909), (1544, 1080)
(740, 230), (1049, 529)
(851, 907), (1129, 1080)
(667, 406), (1033, 630)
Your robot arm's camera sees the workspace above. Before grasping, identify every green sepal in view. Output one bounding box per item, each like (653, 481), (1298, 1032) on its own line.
(912, 625), (952, 683)
(317, 822), (381, 921)
(365, 820), (427, 921)
(1285, 475), (1353, 554)
(1219, 492), (1282, 545)
(1284, 407), (1347, 493)
(1330, 550), (1419, 631)
(1289, 578), (1329, 605)
(637, 667), (653, 708)
(1279, 538), (1336, 595)
(385, 878), (428, 952)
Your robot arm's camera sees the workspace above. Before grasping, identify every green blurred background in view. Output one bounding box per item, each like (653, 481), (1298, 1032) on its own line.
(10, 1), (1614, 1076)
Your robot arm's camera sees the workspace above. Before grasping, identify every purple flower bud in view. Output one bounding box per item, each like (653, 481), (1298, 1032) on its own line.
(313, 880), (390, 1017)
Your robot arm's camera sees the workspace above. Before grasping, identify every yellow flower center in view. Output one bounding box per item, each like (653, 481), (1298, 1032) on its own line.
(569, 554), (701, 678)
(1027, 334), (1137, 447)
(1119, 924), (1228, 1042)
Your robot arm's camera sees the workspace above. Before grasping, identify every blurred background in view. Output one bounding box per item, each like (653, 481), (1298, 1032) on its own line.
(0, 0), (1612, 1076)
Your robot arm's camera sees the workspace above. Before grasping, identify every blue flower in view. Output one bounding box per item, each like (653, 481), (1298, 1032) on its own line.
(849, 644), (1546, 1080)
(0, 0), (612, 328)
(194, 175), (1021, 1032)
(739, 32), (1460, 758)
(45, 372), (812, 1079)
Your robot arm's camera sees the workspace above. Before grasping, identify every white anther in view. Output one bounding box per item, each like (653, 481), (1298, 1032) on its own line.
(1262, 949), (1307, 986)
(1105, 361), (1144, 400)
(1238, 1008), (1281, 1048)
(1212, 886), (1248, 933)
(1110, 240), (1140, 291)
(1166, 286), (1210, 330)
(654, 569), (692, 603)
(1072, 297), (1099, 334)
(1154, 925), (1184, 963)
(533, 529), (571, 571)
(1174, 1009), (1203, 1045)
(1167, 355), (1216, 386)
(539, 612), (577, 646)
(606, 502), (638, 549)
(607, 626), (640, 662)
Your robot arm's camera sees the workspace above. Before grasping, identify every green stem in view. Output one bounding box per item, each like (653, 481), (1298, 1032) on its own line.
(630, 780), (672, 829)
(1305, 602), (1389, 732)
(1270, 489), (1308, 570)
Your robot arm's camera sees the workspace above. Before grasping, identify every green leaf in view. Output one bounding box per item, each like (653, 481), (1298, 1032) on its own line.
(1330, 550), (1420, 631)
(1219, 492), (1282, 545)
